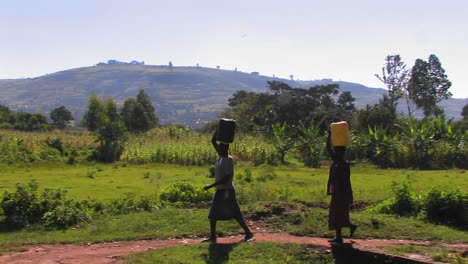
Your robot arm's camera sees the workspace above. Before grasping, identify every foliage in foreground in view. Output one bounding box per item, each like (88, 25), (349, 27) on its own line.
(369, 182), (468, 229)
(0, 181), (90, 229)
(0, 181), (160, 229)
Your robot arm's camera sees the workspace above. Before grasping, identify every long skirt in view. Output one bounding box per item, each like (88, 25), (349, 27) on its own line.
(328, 196), (351, 230)
(208, 189), (243, 221)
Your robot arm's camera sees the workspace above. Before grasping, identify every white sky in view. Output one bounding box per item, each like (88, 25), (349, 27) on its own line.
(1, 0), (467, 98)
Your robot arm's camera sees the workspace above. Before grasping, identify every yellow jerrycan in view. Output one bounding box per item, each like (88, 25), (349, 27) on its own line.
(330, 121), (350, 146)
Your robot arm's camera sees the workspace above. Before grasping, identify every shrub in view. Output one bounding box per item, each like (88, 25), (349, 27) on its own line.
(1, 181), (41, 228)
(159, 183), (212, 205)
(45, 137), (64, 154)
(370, 183), (468, 229)
(0, 181), (90, 229)
(42, 201), (89, 229)
(370, 182), (420, 216)
(421, 188), (468, 229)
(105, 195), (159, 215)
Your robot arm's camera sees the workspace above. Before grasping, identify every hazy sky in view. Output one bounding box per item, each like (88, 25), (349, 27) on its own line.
(1, 0), (467, 98)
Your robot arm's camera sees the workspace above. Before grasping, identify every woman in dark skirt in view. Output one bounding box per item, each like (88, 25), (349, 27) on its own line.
(203, 131), (253, 243)
(326, 132), (357, 243)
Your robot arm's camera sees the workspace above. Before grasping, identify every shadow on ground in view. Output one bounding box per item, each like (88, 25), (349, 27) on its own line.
(332, 243), (430, 264)
(203, 242), (239, 264)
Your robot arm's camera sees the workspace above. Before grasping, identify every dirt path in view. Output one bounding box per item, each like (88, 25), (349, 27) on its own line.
(1, 225), (466, 264)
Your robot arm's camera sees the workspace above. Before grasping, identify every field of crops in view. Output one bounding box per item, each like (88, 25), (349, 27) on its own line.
(0, 129), (96, 164)
(121, 127), (277, 165)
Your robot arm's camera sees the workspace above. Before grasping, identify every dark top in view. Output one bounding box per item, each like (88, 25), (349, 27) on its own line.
(327, 159), (353, 205)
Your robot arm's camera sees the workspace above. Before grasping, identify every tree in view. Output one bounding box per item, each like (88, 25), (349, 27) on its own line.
(221, 81), (354, 134)
(356, 94), (397, 132)
(14, 112), (49, 131)
(121, 98), (146, 132)
(0, 105), (16, 128)
(136, 90), (158, 129)
(408, 54), (452, 118)
(82, 94), (104, 132)
(50, 106), (73, 129)
(462, 102), (468, 120)
(95, 98), (126, 162)
(375, 55), (409, 116)
(121, 90), (159, 133)
(337, 91), (357, 121)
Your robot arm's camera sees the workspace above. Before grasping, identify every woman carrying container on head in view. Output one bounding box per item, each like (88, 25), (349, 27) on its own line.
(203, 119), (253, 243)
(326, 121), (357, 243)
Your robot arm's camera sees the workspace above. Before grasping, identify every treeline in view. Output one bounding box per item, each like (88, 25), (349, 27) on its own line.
(204, 54), (467, 169)
(81, 90), (159, 162)
(0, 105), (73, 131)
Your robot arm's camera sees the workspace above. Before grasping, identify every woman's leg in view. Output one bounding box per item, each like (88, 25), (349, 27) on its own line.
(328, 228), (343, 243)
(236, 217), (253, 240)
(210, 219), (217, 239)
(202, 219), (217, 243)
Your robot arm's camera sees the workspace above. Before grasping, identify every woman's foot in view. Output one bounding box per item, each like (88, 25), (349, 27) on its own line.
(241, 232), (254, 242)
(201, 237), (217, 244)
(327, 237), (343, 243)
(349, 224), (357, 238)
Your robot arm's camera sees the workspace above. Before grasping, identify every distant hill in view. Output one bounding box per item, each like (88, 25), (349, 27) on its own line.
(0, 64), (465, 127)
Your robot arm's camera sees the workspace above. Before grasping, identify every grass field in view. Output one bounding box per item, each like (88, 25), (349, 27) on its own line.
(124, 242), (334, 264)
(0, 163), (466, 252)
(0, 163), (466, 203)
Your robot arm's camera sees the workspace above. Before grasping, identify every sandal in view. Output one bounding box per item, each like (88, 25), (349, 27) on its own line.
(201, 237), (217, 244)
(241, 233), (254, 242)
(327, 237), (343, 243)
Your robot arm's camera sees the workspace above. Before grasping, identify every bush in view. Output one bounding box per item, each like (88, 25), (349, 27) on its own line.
(370, 182), (419, 216)
(1, 181), (41, 228)
(370, 183), (468, 229)
(422, 188), (468, 228)
(0, 181), (90, 229)
(42, 201), (89, 229)
(45, 137), (64, 154)
(159, 183), (212, 205)
(105, 195), (159, 215)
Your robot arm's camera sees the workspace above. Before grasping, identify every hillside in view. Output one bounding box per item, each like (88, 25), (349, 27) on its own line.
(0, 64), (465, 127)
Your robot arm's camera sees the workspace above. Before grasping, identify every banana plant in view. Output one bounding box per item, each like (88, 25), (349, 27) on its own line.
(270, 122), (296, 164)
(297, 123), (323, 168)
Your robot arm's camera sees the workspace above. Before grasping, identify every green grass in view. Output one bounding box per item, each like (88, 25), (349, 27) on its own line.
(1, 205), (466, 251)
(259, 208), (468, 243)
(0, 163), (465, 203)
(123, 242), (334, 264)
(0, 163), (466, 252)
(0, 208), (241, 248)
(386, 245), (467, 264)
(0, 163), (209, 201)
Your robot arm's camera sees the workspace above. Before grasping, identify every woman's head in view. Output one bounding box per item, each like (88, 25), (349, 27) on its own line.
(218, 143), (230, 157)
